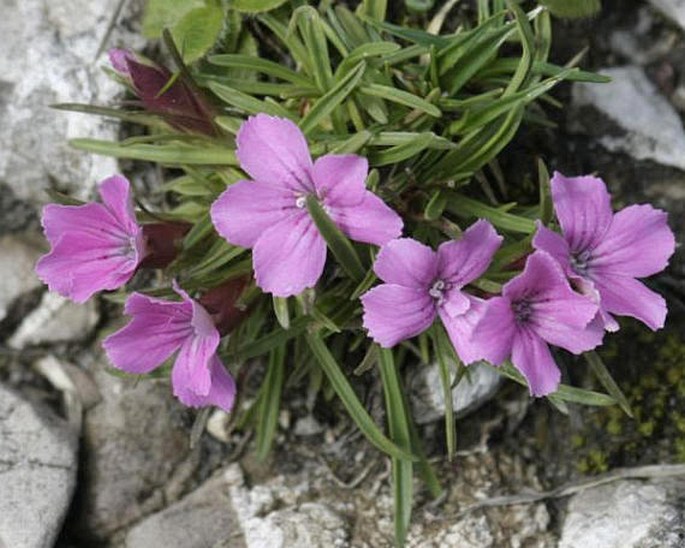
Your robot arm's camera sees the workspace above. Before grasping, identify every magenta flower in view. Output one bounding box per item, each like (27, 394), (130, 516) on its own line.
(103, 283), (236, 411)
(472, 251), (604, 396)
(533, 172), (676, 331)
(360, 220), (502, 362)
(210, 114), (403, 297)
(35, 175), (146, 303)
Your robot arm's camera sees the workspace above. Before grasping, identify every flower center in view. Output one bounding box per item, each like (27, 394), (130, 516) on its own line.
(512, 298), (533, 324)
(295, 196), (307, 209)
(295, 193), (331, 214)
(428, 279), (447, 305)
(570, 250), (592, 276)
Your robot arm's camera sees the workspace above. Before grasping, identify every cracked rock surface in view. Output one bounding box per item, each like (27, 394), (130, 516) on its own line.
(0, 384), (78, 548)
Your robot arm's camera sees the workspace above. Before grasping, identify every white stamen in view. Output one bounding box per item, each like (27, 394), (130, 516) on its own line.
(295, 196), (307, 208)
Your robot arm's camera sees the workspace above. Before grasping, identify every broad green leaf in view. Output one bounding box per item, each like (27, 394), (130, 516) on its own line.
(142, 0), (204, 39)
(255, 345), (286, 460)
(299, 61), (366, 135)
(585, 351), (633, 417)
(306, 334), (416, 461)
(359, 84), (441, 118)
(233, 0), (288, 13)
(306, 195), (366, 282)
(378, 347), (413, 546)
(171, 5), (224, 63)
(70, 139), (237, 165)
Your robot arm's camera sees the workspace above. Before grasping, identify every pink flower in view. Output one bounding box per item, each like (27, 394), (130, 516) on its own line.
(35, 175), (146, 303)
(360, 220), (502, 362)
(472, 251), (604, 396)
(533, 172), (676, 331)
(210, 114), (404, 297)
(102, 283), (236, 411)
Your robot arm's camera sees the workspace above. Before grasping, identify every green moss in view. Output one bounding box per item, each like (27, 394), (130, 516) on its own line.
(572, 321), (685, 472)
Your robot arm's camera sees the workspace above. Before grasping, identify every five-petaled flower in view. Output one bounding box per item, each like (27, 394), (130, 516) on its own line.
(533, 172), (676, 331)
(210, 114), (403, 297)
(35, 175), (146, 303)
(471, 251), (604, 396)
(361, 220), (502, 363)
(103, 283), (236, 411)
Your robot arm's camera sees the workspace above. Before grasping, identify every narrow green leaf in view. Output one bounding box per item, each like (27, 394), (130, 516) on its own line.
(306, 334), (415, 461)
(330, 130), (372, 154)
(354, 344), (379, 375)
(378, 347), (413, 547)
(360, 0), (387, 21)
(445, 194), (535, 233)
(255, 345), (286, 460)
(359, 84), (441, 117)
(69, 139), (237, 165)
(585, 351), (633, 417)
(424, 189), (448, 221)
(207, 81), (295, 118)
(432, 326), (457, 460)
(538, 159), (553, 225)
(540, 0), (601, 19)
(272, 296), (290, 330)
(306, 195), (366, 282)
(233, 0), (288, 13)
(142, 0), (204, 39)
(208, 54), (315, 87)
(295, 6), (334, 92)
(299, 61), (366, 135)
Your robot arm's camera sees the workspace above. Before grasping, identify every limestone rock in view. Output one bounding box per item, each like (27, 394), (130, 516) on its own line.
(0, 384), (78, 548)
(572, 66), (685, 171)
(649, 0), (685, 31)
(0, 235), (44, 323)
(560, 479), (685, 548)
(409, 361), (501, 424)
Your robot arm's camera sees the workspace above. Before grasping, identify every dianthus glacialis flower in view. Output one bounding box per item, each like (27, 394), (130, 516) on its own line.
(103, 283), (236, 411)
(361, 220), (502, 362)
(472, 251), (604, 396)
(35, 175), (146, 303)
(533, 172), (676, 331)
(210, 114), (403, 297)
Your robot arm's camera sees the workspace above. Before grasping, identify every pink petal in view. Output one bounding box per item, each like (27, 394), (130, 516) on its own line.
(593, 274), (668, 331)
(504, 251), (582, 306)
(108, 48), (134, 76)
(172, 355), (236, 412)
(328, 191), (404, 246)
(372, 238), (437, 288)
(551, 172), (612, 253)
(236, 114), (313, 192)
(102, 293), (193, 374)
(511, 328), (561, 397)
(591, 204), (676, 278)
(313, 154), (367, 207)
(361, 284), (436, 347)
(210, 180), (297, 248)
(470, 297), (516, 365)
(440, 287), (471, 319)
(35, 235), (139, 303)
(438, 296), (488, 364)
(252, 211), (327, 297)
(437, 220), (502, 287)
(99, 175), (140, 236)
(171, 315), (220, 397)
(41, 202), (121, 246)
(532, 222), (571, 275)
(532, 308), (604, 354)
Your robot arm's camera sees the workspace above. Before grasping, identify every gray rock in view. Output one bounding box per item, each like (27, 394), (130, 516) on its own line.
(126, 469), (245, 548)
(8, 292), (99, 348)
(560, 479), (685, 548)
(0, 235), (44, 322)
(227, 464), (349, 548)
(0, 0), (144, 205)
(409, 361), (501, 424)
(0, 384), (78, 548)
(76, 364), (197, 539)
(572, 66), (685, 171)
(649, 0), (685, 31)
